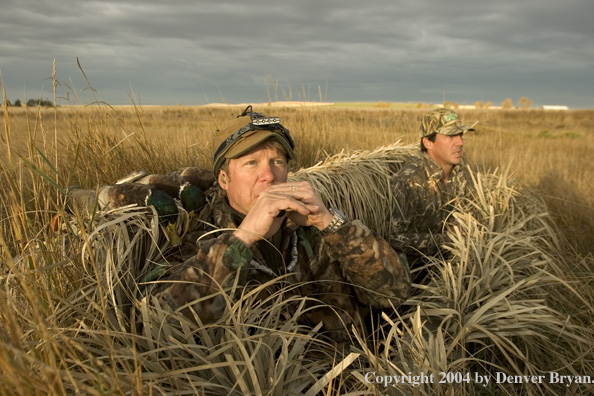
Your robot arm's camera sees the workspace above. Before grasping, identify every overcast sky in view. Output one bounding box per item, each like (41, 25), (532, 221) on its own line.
(1, 0), (593, 108)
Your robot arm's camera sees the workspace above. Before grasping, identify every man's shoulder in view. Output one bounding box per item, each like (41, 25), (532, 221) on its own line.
(200, 192), (235, 226)
(393, 153), (433, 183)
(450, 163), (475, 192)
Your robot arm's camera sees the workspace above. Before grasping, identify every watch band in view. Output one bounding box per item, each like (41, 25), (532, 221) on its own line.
(318, 208), (348, 237)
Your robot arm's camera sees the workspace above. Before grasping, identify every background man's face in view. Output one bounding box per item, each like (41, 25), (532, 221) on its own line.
(425, 133), (464, 170)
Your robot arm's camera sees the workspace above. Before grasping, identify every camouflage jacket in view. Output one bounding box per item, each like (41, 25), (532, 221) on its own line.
(150, 195), (410, 341)
(389, 153), (473, 259)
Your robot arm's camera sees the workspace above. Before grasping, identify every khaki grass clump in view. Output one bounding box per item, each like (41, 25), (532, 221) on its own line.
(290, 141), (418, 238)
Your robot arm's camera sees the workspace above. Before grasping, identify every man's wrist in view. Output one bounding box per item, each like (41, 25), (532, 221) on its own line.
(233, 228), (259, 248)
(223, 235), (254, 270)
(318, 208), (348, 237)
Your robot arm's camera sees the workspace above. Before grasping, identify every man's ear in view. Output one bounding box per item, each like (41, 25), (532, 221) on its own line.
(218, 171), (228, 190)
(423, 137), (433, 152)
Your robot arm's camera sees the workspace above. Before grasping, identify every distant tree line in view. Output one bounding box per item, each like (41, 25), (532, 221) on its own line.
(3, 98), (54, 107)
(446, 96), (533, 109)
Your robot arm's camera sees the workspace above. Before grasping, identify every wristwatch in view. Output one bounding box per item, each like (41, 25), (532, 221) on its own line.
(318, 208), (348, 237)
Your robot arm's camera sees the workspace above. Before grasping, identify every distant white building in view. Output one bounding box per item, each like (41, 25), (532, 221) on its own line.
(541, 105), (569, 111)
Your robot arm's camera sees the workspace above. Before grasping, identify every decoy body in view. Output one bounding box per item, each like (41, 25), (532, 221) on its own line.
(115, 170), (147, 185)
(98, 183), (177, 219)
(176, 167), (216, 192)
(64, 186), (99, 217)
(55, 167), (215, 243)
(116, 167), (213, 212)
(135, 174), (184, 198)
(97, 183), (182, 245)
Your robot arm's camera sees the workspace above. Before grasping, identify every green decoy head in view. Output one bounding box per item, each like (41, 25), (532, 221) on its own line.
(145, 188), (182, 246)
(145, 188), (179, 223)
(179, 182), (206, 213)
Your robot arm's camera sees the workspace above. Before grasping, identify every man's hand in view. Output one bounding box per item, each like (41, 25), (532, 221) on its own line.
(266, 182), (334, 230)
(233, 181), (333, 247)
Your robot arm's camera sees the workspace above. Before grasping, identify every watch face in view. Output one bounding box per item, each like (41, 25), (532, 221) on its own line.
(331, 208), (347, 221)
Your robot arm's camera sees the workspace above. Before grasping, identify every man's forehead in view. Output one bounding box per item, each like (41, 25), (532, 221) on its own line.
(229, 145), (287, 165)
(231, 142), (287, 161)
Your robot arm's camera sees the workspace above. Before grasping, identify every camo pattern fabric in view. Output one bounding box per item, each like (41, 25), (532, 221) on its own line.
(149, 196), (411, 342)
(389, 153), (473, 259)
(419, 108), (475, 137)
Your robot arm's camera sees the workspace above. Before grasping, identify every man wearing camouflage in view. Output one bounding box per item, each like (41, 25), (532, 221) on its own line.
(151, 106), (410, 341)
(389, 108), (475, 265)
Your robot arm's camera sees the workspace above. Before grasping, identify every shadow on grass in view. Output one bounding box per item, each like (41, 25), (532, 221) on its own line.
(537, 170), (594, 256)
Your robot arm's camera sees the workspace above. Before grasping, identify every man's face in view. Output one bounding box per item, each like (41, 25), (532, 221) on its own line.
(425, 133), (464, 170)
(218, 142), (288, 215)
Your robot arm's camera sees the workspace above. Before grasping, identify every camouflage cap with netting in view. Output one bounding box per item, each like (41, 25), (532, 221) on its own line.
(420, 108), (476, 137)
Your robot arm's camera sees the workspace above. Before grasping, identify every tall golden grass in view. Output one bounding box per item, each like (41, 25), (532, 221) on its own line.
(1, 94), (593, 395)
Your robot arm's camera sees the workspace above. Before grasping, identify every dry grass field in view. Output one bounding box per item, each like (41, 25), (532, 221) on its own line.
(1, 102), (593, 395)
(4, 104), (592, 252)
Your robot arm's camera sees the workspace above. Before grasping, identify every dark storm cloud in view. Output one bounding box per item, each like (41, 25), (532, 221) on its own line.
(1, 0), (592, 107)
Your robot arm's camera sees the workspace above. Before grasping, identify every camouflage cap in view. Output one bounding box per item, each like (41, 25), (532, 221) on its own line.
(212, 106), (295, 176)
(419, 108), (475, 138)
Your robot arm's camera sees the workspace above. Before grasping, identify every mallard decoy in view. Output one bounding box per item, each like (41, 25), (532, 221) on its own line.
(51, 186), (101, 232)
(134, 174), (208, 213)
(176, 167), (216, 192)
(137, 167), (215, 195)
(98, 183), (182, 245)
(117, 167), (214, 192)
(116, 168), (211, 212)
(178, 182), (206, 213)
(135, 173), (185, 198)
(64, 185), (100, 217)
(98, 182), (178, 219)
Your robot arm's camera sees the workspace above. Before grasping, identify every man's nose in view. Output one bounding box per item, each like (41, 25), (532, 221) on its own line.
(259, 163), (275, 182)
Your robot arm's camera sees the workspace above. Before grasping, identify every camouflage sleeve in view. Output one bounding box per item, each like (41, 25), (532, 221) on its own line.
(150, 233), (252, 323)
(390, 174), (444, 256)
(322, 220), (411, 307)
(390, 231), (444, 257)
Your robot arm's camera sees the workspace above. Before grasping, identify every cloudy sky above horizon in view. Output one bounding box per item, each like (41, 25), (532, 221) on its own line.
(1, 0), (593, 108)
